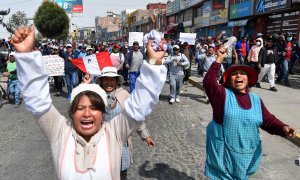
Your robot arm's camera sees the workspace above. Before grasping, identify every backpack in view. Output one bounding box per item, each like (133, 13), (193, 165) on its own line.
(110, 52), (123, 63)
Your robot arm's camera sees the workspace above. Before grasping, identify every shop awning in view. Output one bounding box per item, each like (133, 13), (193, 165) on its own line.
(227, 19), (250, 27)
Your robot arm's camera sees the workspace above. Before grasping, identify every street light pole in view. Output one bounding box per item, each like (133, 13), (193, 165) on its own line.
(72, 23), (78, 41)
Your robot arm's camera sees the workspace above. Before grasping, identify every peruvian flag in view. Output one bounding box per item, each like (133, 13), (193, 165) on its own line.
(71, 52), (112, 75)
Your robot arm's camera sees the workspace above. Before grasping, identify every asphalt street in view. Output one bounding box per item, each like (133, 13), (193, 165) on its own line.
(0, 70), (300, 180)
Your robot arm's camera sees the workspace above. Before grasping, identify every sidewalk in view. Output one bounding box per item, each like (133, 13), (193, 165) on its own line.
(188, 64), (300, 147)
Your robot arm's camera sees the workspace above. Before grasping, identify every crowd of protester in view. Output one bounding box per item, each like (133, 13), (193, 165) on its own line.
(0, 26), (299, 179)
(1, 31), (300, 107)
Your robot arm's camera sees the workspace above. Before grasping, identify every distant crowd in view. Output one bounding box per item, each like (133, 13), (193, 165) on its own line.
(1, 31), (299, 106)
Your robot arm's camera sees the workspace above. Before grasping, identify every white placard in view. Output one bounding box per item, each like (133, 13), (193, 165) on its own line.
(42, 55), (65, 76)
(179, 33), (197, 45)
(129, 32), (144, 46)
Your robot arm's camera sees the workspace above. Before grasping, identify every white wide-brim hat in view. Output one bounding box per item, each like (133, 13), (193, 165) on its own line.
(95, 66), (124, 85)
(71, 83), (108, 107)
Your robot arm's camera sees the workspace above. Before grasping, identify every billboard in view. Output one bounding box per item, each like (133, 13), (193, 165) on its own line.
(180, 0), (191, 10)
(212, 0), (226, 10)
(203, 1), (212, 17)
(54, 0), (83, 13)
(210, 9), (228, 26)
(230, 0), (253, 19)
(254, 0), (291, 15)
(166, 1), (174, 15)
(190, 0), (203, 6)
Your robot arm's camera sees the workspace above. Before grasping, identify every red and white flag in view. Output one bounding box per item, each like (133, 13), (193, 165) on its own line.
(71, 52), (112, 75)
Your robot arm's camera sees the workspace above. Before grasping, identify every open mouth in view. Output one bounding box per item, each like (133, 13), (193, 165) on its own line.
(234, 79), (243, 85)
(80, 120), (94, 129)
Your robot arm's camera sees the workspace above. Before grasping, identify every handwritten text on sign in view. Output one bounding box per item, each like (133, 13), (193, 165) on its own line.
(179, 33), (197, 45)
(43, 55), (65, 76)
(129, 32), (144, 46)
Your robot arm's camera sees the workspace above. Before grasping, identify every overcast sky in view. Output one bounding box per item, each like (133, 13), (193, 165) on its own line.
(0, 0), (169, 39)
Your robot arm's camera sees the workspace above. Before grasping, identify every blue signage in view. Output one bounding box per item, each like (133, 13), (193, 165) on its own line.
(254, 0), (292, 15)
(54, 0), (83, 13)
(230, 0), (253, 19)
(228, 19), (249, 27)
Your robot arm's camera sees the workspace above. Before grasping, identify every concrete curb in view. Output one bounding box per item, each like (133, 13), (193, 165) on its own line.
(188, 76), (204, 91)
(289, 137), (300, 147)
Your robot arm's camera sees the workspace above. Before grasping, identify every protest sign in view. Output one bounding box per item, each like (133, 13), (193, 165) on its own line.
(179, 33), (197, 45)
(129, 32), (144, 46)
(43, 55), (65, 76)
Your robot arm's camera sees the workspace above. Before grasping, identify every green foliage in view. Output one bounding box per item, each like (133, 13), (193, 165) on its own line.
(6, 11), (28, 34)
(56, 27), (69, 41)
(34, 1), (69, 38)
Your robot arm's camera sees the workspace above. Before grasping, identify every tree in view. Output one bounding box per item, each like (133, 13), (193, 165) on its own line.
(34, 1), (69, 39)
(56, 27), (69, 41)
(5, 11), (29, 34)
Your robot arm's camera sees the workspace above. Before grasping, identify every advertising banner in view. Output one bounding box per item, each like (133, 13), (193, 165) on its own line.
(228, 19), (249, 27)
(180, 0), (191, 10)
(166, 1), (174, 15)
(172, 0), (180, 13)
(203, 1), (213, 17)
(179, 33), (197, 45)
(194, 16), (210, 27)
(54, 0), (83, 13)
(128, 32), (144, 46)
(42, 55), (65, 76)
(212, 0), (226, 10)
(190, 0), (203, 6)
(210, 9), (228, 26)
(230, 0), (253, 19)
(254, 0), (292, 15)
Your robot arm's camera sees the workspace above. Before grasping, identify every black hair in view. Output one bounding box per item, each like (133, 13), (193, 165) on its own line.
(69, 91), (106, 119)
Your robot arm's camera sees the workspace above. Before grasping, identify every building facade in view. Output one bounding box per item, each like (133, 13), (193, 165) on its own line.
(165, 0), (300, 41)
(92, 1), (300, 43)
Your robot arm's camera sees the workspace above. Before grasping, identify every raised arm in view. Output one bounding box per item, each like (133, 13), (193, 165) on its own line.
(124, 40), (167, 121)
(114, 40), (167, 145)
(11, 27), (68, 145)
(12, 27), (51, 115)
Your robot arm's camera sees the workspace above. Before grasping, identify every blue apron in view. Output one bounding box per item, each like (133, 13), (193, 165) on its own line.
(205, 88), (263, 180)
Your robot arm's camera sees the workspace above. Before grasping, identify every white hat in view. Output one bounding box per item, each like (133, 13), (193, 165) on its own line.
(66, 44), (72, 48)
(71, 83), (107, 107)
(52, 45), (59, 50)
(257, 33), (263, 37)
(87, 47), (94, 51)
(173, 45), (180, 49)
(96, 66), (124, 85)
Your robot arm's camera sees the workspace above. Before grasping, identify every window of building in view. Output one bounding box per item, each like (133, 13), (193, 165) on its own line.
(195, 6), (202, 18)
(183, 9), (193, 22)
(177, 13), (183, 23)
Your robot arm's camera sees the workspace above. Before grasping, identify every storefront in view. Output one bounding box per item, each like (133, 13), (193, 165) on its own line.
(253, 0), (300, 38)
(194, 0), (212, 38)
(228, 0), (254, 39)
(209, 8), (229, 37)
